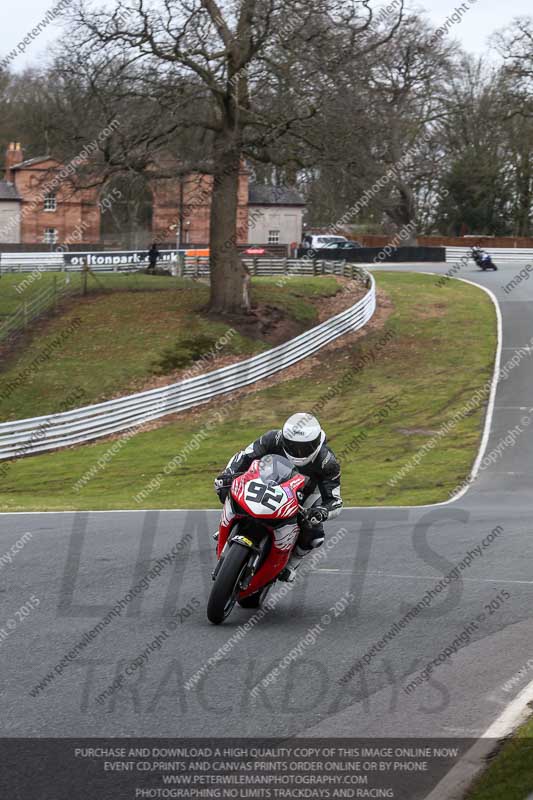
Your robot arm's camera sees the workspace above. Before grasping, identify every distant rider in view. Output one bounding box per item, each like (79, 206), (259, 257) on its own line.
(214, 413), (343, 582)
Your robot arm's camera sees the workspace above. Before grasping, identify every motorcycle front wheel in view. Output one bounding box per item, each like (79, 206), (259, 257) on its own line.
(207, 544), (250, 625)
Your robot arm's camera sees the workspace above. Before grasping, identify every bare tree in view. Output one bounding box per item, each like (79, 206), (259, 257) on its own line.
(432, 54), (533, 236)
(0, 68), (18, 152)
(296, 13), (452, 243)
(57, 0), (403, 316)
(494, 16), (533, 95)
(356, 15), (454, 241)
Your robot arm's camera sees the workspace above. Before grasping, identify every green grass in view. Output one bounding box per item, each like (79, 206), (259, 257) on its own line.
(0, 271), (69, 316)
(251, 276), (340, 324)
(0, 272), (168, 315)
(0, 272), (497, 512)
(0, 274), (339, 421)
(466, 717), (533, 799)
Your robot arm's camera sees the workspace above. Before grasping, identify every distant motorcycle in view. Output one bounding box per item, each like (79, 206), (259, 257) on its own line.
(471, 247), (498, 271)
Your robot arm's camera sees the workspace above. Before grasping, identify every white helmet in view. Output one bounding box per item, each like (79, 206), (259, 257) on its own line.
(282, 413), (325, 466)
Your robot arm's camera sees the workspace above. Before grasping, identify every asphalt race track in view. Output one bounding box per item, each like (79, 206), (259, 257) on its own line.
(0, 261), (531, 757)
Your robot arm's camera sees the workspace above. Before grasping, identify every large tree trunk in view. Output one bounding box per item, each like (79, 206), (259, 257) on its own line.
(208, 132), (247, 315)
(516, 151), (532, 237)
(397, 182), (418, 245)
(386, 182), (418, 245)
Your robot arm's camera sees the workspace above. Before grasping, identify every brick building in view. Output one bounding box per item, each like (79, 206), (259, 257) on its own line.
(0, 142), (252, 248)
(248, 185), (305, 246)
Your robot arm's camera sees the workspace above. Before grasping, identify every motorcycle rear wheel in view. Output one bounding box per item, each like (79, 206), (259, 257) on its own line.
(207, 544), (250, 624)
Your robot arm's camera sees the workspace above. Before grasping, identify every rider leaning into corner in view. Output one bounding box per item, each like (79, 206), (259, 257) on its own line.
(214, 413), (343, 582)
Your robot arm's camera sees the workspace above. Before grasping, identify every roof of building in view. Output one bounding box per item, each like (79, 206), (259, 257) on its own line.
(0, 180), (22, 201)
(248, 184), (305, 206)
(11, 155), (52, 170)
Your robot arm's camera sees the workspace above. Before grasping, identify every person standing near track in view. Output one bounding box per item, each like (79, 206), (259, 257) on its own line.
(147, 242), (161, 272)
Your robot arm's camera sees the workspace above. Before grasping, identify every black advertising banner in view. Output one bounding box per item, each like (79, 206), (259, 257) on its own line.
(63, 250), (185, 268)
(0, 738), (476, 799)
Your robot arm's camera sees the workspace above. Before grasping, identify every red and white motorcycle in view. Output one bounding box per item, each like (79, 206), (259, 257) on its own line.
(207, 455), (307, 624)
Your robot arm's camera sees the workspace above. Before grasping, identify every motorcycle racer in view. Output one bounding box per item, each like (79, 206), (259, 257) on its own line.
(471, 247), (498, 271)
(214, 413), (343, 582)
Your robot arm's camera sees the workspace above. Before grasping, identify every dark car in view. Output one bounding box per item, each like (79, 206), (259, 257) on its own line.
(323, 240), (362, 250)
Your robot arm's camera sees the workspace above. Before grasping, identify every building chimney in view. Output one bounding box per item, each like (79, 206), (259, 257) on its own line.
(5, 142), (24, 183)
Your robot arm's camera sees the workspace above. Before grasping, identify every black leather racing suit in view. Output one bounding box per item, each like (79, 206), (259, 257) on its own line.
(224, 429), (343, 552)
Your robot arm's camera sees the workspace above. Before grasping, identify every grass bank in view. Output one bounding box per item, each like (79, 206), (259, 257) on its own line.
(466, 716), (533, 799)
(0, 274), (340, 421)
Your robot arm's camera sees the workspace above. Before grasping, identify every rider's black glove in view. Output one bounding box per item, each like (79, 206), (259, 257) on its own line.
(304, 506), (329, 526)
(214, 471), (234, 503)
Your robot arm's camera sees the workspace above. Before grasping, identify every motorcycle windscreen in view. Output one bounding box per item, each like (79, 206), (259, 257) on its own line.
(258, 454), (296, 485)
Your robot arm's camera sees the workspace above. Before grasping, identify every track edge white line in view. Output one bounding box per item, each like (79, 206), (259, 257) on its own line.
(424, 679), (533, 800)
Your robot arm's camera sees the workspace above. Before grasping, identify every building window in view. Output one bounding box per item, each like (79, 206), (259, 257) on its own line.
(44, 192), (57, 212)
(268, 230), (280, 244)
(43, 228), (58, 244)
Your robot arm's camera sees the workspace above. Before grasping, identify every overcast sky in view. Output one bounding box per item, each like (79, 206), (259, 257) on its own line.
(0, 0), (531, 71)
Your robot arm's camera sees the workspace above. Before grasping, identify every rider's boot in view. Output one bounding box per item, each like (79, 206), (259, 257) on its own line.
(278, 546), (308, 583)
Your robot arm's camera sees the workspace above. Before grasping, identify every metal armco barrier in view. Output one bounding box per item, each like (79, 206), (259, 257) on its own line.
(2, 247), (533, 272)
(0, 250), (348, 276)
(182, 257), (350, 277)
(446, 247), (533, 265)
(0, 269), (376, 460)
(0, 252), (64, 272)
(0, 250), (176, 273)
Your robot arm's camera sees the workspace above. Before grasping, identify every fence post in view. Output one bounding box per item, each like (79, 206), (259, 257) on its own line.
(53, 276), (58, 312)
(321, 260), (326, 275)
(178, 253), (185, 278)
(82, 261), (88, 296)
(195, 257), (200, 278)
